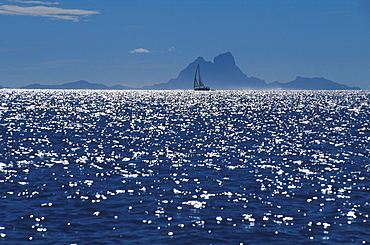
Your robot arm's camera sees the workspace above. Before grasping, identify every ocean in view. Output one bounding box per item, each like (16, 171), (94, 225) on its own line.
(0, 89), (369, 244)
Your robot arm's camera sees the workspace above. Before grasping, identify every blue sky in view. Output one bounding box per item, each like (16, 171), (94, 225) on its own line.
(0, 0), (369, 88)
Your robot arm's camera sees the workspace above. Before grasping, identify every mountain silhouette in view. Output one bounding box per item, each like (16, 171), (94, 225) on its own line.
(17, 53), (360, 90)
(143, 52), (360, 90)
(20, 80), (133, 90)
(270, 76), (360, 90)
(142, 52), (267, 90)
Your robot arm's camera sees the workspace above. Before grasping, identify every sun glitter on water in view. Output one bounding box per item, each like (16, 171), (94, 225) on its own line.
(0, 89), (369, 244)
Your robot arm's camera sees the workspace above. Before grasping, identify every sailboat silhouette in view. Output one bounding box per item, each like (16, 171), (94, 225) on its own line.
(193, 65), (210, 91)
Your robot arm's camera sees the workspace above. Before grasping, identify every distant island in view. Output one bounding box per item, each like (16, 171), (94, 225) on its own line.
(11, 52), (360, 90)
(143, 52), (360, 90)
(20, 80), (132, 90)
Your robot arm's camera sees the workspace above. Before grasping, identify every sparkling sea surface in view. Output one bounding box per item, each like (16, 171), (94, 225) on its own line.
(0, 89), (369, 244)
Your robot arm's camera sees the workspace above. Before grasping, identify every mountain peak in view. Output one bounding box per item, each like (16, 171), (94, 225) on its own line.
(214, 52), (236, 66)
(195, 56), (205, 62)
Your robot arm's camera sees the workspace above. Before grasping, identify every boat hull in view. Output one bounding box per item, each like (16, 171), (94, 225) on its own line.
(194, 87), (210, 91)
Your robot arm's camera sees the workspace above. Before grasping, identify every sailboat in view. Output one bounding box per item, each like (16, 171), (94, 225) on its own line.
(194, 65), (210, 91)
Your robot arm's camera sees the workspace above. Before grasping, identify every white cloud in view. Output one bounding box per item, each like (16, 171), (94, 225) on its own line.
(0, 4), (100, 21)
(168, 46), (176, 52)
(8, 0), (59, 5)
(129, 48), (151, 54)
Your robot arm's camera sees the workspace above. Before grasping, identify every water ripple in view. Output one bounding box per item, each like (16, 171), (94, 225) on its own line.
(0, 89), (369, 244)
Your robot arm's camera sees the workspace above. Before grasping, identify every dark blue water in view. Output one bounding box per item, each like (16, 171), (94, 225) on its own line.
(0, 90), (369, 244)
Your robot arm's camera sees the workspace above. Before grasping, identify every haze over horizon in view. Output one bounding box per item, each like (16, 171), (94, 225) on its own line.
(1, 0), (369, 89)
